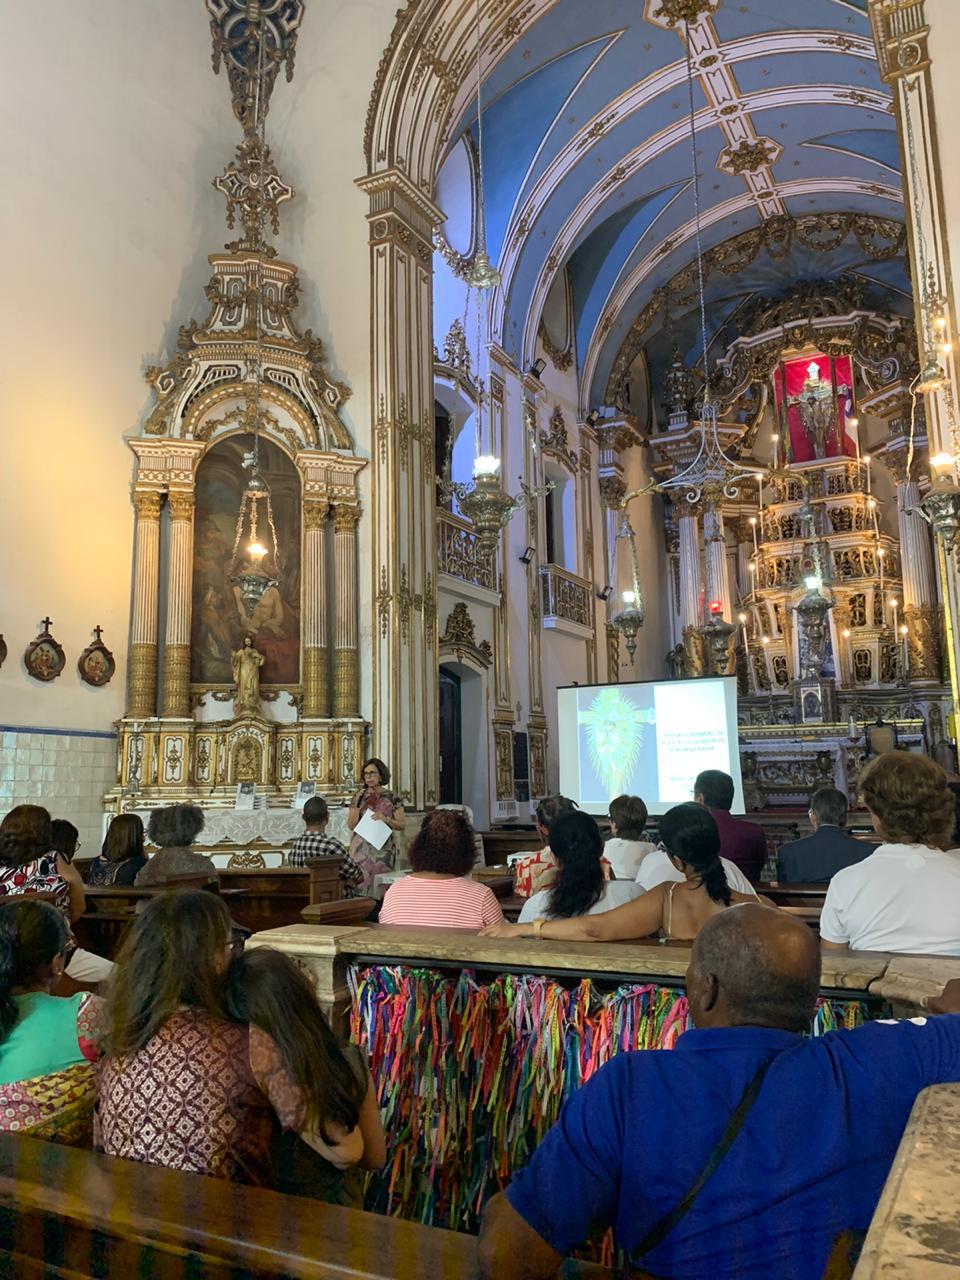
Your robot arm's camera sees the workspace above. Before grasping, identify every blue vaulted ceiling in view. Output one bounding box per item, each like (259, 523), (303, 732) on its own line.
(441, 0), (907, 411)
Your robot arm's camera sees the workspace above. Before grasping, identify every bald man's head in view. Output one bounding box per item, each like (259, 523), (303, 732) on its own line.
(686, 905), (821, 1034)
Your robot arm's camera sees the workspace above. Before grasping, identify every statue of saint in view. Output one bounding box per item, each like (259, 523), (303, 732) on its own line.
(232, 636), (264, 718)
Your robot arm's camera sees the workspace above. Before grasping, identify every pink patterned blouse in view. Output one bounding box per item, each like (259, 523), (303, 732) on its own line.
(97, 1008), (304, 1186)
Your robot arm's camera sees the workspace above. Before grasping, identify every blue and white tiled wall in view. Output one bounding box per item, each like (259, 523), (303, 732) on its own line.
(0, 727), (117, 856)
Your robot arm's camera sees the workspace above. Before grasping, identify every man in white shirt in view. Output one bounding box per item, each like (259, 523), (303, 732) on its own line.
(820, 750), (960, 955)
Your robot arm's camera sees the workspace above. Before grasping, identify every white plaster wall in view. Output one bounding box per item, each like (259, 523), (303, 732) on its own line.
(0, 2), (395, 751)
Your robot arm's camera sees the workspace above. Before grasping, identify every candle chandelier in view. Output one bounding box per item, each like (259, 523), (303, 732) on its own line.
(441, 0), (550, 560)
(226, 6), (283, 609)
(611, 23), (765, 652)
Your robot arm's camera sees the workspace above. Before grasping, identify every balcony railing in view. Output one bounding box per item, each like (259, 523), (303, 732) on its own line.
(437, 510), (496, 591)
(540, 564), (593, 629)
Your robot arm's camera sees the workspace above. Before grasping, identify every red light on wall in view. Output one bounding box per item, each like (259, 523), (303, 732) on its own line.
(708, 600), (722, 614)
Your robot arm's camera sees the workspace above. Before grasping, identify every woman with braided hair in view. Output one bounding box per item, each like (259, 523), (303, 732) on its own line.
(484, 804), (770, 944)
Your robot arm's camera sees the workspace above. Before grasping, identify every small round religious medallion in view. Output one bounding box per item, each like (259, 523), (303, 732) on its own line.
(24, 618), (66, 682)
(78, 626), (116, 687)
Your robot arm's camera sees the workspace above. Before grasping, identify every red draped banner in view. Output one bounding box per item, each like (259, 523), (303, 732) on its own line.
(773, 353), (857, 464)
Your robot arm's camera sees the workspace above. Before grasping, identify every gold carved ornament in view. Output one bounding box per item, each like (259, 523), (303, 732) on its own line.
(605, 213), (906, 403)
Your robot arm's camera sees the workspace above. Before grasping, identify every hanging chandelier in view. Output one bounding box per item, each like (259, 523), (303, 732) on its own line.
(441, 0), (551, 560)
(611, 21), (766, 650)
(227, 9), (282, 611)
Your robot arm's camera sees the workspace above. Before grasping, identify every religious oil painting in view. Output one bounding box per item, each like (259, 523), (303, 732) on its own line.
(191, 433), (301, 686)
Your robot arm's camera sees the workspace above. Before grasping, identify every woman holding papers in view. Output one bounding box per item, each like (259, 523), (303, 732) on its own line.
(347, 758), (407, 894)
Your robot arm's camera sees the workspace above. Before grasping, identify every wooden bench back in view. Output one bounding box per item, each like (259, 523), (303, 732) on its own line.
(0, 1135), (611, 1280)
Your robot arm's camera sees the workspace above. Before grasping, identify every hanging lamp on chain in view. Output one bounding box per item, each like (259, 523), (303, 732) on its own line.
(228, 4), (284, 611)
(610, 21), (768, 658)
(440, 0), (551, 560)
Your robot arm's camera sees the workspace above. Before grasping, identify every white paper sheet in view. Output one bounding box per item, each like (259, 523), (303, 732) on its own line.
(355, 808), (392, 850)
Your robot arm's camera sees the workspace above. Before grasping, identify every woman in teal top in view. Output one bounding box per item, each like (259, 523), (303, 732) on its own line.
(0, 899), (103, 1143)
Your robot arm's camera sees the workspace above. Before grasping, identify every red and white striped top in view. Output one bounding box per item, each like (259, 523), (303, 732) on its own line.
(379, 875), (504, 930)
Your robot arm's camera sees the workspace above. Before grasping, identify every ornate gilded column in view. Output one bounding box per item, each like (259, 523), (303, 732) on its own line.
(703, 504), (732, 621)
(871, 0), (960, 705)
(128, 489), (162, 718)
(358, 169), (442, 807)
(897, 476), (941, 680)
(332, 504), (361, 718)
(161, 490), (195, 719)
(678, 509), (705, 673)
(302, 499), (329, 718)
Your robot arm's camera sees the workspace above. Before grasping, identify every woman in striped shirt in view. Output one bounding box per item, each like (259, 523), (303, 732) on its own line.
(379, 811), (503, 930)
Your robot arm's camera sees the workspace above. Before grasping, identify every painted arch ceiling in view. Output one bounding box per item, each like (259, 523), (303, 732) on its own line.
(440, 0), (907, 411)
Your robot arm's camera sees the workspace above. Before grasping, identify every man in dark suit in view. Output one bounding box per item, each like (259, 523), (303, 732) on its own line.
(694, 769), (767, 883)
(776, 786), (877, 884)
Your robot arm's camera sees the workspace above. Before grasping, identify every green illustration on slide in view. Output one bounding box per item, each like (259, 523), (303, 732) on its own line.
(579, 688), (657, 799)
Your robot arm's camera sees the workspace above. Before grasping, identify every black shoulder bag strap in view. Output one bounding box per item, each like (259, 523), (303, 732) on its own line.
(630, 1054), (776, 1261)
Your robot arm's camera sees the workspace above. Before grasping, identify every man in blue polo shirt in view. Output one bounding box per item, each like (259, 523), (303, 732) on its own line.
(478, 904), (960, 1280)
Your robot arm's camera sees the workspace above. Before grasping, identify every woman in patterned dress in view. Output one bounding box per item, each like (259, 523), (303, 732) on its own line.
(0, 898), (103, 1144)
(97, 890), (371, 1186)
(0, 805), (85, 923)
(346, 758), (407, 894)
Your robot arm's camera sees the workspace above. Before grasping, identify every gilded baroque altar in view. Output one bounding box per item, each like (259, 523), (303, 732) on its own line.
(106, 17), (368, 818)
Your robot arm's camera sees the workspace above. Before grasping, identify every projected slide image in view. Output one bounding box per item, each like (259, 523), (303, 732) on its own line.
(576, 686), (658, 806)
(558, 677), (744, 816)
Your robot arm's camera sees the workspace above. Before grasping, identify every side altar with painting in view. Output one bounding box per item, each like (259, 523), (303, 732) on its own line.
(104, 89), (368, 829)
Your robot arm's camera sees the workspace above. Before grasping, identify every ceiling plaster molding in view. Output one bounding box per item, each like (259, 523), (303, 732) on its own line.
(495, 32), (883, 312)
(511, 90), (899, 370)
(588, 208), (906, 406)
(682, 17), (787, 222)
(364, 0), (559, 195)
(497, 84), (893, 348)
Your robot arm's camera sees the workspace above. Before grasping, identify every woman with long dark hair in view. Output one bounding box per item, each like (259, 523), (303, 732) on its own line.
(98, 890), (371, 1185)
(485, 804), (768, 944)
(84, 814), (147, 887)
(225, 948), (385, 1202)
(0, 898), (103, 1143)
(518, 812), (642, 923)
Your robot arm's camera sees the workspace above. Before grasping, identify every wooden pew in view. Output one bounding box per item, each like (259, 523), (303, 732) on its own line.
(76, 862), (346, 958)
(763, 882), (828, 912)
(0, 1134), (612, 1280)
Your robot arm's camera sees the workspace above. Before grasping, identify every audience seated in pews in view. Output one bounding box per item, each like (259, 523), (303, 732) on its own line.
(49, 820), (80, 864)
(225, 947), (385, 1202)
(776, 787), (876, 885)
(346, 758), (406, 895)
(134, 804), (217, 887)
(0, 899), (103, 1144)
(379, 810), (503, 930)
(0, 806), (112, 984)
(518, 812), (642, 923)
(97, 890), (373, 1185)
(287, 796), (364, 896)
(83, 814), (148, 887)
(694, 770), (767, 882)
(602, 794), (657, 880)
(478, 905), (960, 1280)
(486, 804), (767, 944)
(821, 751), (960, 955)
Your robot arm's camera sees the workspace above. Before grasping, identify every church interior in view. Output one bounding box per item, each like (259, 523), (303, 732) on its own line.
(5, 1), (960, 1276)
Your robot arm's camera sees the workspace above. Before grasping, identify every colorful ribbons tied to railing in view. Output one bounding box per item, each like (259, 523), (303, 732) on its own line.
(348, 964), (871, 1236)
